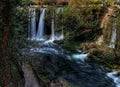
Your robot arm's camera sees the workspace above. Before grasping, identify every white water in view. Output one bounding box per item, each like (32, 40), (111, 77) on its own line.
(28, 8), (64, 43)
(56, 29), (64, 40)
(107, 71), (120, 87)
(30, 47), (59, 55)
(36, 9), (46, 41)
(71, 53), (88, 62)
(45, 11), (64, 43)
(109, 23), (117, 48)
(31, 9), (36, 40)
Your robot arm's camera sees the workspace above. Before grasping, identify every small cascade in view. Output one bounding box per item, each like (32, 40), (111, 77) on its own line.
(55, 29), (64, 40)
(36, 8), (46, 41)
(46, 12), (64, 43)
(55, 7), (64, 41)
(56, 7), (62, 14)
(31, 9), (36, 40)
(45, 12), (55, 43)
(109, 22), (117, 48)
(60, 29), (64, 40)
(50, 17), (55, 42)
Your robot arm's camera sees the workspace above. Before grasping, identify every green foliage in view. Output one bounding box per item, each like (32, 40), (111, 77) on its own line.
(106, 0), (113, 6)
(36, 71), (50, 84)
(115, 8), (120, 50)
(21, 0), (34, 5)
(0, 1), (23, 86)
(45, 6), (55, 34)
(0, 0), (21, 6)
(89, 49), (120, 71)
(104, 8), (120, 49)
(57, 8), (80, 32)
(56, 6), (102, 42)
(8, 7), (29, 54)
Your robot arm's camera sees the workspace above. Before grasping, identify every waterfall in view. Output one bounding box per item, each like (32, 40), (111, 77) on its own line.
(55, 29), (64, 40)
(56, 7), (61, 14)
(28, 8), (64, 43)
(45, 12), (55, 43)
(45, 11), (64, 43)
(50, 13), (55, 42)
(109, 23), (117, 48)
(31, 9), (36, 40)
(36, 9), (46, 41)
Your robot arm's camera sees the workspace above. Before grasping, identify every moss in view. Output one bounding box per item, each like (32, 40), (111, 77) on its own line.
(55, 40), (79, 53)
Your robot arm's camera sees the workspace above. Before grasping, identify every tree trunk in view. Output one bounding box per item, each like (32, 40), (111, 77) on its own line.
(1, 26), (9, 87)
(0, 1), (11, 86)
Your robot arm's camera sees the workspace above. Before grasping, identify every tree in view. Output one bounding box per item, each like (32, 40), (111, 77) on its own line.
(69, 0), (105, 20)
(35, 0), (55, 5)
(0, 0), (21, 86)
(22, 0), (33, 5)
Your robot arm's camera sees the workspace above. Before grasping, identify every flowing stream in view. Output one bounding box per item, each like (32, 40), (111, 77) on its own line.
(24, 7), (120, 87)
(107, 71), (120, 87)
(29, 42), (116, 87)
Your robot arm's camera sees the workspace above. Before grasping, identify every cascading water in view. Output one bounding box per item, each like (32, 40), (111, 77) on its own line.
(26, 7), (118, 87)
(29, 42), (116, 87)
(109, 22), (117, 48)
(45, 12), (55, 43)
(107, 71), (120, 87)
(28, 8), (36, 40)
(45, 12), (64, 43)
(56, 29), (64, 40)
(55, 7), (64, 41)
(36, 9), (46, 41)
(50, 13), (55, 42)
(28, 7), (64, 42)
(31, 9), (36, 40)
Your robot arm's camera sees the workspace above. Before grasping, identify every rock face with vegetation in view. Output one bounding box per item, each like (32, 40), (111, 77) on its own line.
(0, 0), (120, 87)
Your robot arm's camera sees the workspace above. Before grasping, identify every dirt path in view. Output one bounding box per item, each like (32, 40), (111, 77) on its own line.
(22, 63), (40, 87)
